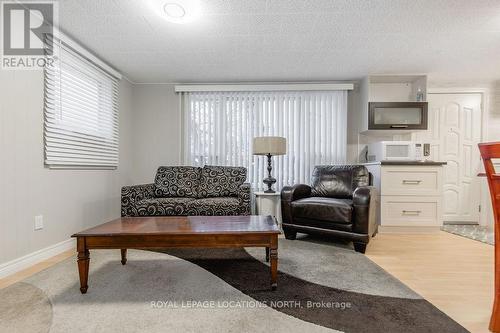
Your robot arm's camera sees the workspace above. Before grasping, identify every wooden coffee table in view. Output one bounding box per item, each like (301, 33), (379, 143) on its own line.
(71, 215), (280, 294)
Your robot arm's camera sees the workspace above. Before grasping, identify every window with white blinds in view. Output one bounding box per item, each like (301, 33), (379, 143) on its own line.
(183, 90), (348, 190)
(44, 37), (120, 168)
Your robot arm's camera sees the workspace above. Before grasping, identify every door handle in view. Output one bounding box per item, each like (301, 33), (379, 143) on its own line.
(390, 125), (409, 128)
(402, 180), (422, 184)
(402, 210), (421, 215)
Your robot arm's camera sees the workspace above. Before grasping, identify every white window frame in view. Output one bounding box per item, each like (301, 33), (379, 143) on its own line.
(44, 33), (121, 169)
(179, 84), (353, 190)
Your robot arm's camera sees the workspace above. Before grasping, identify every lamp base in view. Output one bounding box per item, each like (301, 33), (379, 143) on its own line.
(263, 177), (276, 193)
(263, 153), (277, 193)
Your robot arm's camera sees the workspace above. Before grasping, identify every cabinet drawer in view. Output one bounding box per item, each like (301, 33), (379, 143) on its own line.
(381, 167), (442, 195)
(381, 196), (442, 226)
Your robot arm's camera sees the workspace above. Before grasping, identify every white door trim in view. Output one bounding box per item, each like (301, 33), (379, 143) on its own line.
(428, 88), (489, 226)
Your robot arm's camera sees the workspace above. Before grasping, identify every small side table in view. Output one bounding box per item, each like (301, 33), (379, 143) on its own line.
(254, 192), (282, 230)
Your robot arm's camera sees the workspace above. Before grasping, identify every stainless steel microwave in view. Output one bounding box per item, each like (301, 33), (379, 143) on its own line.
(368, 102), (428, 130)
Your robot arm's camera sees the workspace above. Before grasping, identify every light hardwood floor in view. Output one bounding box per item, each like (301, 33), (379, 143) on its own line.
(0, 249), (74, 290)
(0, 231), (494, 333)
(367, 231), (494, 333)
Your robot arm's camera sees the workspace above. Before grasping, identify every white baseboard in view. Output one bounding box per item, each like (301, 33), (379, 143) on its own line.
(0, 238), (75, 279)
(378, 225), (441, 234)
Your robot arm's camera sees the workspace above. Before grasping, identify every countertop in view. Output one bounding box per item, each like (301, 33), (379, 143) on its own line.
(363, 161), (447, 166)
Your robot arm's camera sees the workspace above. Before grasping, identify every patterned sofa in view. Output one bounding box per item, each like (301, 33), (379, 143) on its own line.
(121, 165), (251, 217)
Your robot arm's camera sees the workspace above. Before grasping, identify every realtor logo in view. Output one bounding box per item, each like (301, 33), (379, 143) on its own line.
(1, 1), (58, 69)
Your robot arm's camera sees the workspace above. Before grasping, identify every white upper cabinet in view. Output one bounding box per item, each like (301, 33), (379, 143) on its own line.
(359, 75), (428, 134)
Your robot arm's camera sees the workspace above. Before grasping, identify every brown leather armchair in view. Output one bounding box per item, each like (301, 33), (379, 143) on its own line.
(281, 165), (378, 253)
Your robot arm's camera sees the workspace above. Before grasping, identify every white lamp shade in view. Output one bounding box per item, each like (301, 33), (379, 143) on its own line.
(253, 136), (287, 155)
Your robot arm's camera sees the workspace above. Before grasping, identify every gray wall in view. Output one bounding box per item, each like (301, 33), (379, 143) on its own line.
(482, 81), (500, 229)
(488, 81), (500, 142)
(346, 84), (362, 163)
(2, 76), (498, 266)
(0, 70), (133, 265)
(129, 84), (181, 184)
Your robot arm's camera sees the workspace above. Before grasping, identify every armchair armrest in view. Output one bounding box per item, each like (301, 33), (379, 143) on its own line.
(238, 183), (251, 215)
(281, 184), (312, 225)
(352, 186), (378, 236)
(121, 183), (155, 217)
(281, 184), (312, 203)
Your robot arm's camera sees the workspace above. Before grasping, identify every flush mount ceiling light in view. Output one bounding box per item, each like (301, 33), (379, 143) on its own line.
(150, 0), (201, 24)
(164, 3), (186, 18)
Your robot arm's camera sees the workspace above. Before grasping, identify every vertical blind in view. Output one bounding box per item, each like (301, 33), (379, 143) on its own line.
(44, 36), (120, 168)
(183, 90), (348, 190)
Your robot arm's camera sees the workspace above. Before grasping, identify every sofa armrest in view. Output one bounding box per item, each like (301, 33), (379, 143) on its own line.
(281, 184), (312, 224)
(352, 186), (378, 236)
(238, 183), (251, 215)
(121, 183), (155, 217)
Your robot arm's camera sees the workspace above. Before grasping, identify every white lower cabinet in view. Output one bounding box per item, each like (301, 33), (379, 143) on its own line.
(380, 196), (442, 226)
(365, 163), (444, 228)
(381, 167), (441, 196)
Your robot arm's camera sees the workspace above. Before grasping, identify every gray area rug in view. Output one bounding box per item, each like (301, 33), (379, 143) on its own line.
(162, 236), (467, 333)
(0, 282), (52, 333)
(0, 237), (468, 333)
(246, 236), (419, 299)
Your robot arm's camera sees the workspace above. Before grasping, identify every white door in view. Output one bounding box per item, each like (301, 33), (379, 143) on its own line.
(414, 93), (482, 223)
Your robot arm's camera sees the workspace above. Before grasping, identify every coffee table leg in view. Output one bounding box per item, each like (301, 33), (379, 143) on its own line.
(77, 237), (90, 294)
(121, 249), (127, 265)
(270, 235), (278, 290)
(265, 247), (270, 262)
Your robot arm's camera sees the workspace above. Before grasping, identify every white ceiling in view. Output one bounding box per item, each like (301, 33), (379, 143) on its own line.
(58, 0), (500, 84)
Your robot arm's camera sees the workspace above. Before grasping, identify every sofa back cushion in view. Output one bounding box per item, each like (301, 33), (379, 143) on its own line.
(197, 165), (247, 198)
(154, 166), (202, 198)
(310, 165), (369, 199)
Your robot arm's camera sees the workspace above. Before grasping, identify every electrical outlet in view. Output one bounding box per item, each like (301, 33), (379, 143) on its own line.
(34, 215), (44, 230)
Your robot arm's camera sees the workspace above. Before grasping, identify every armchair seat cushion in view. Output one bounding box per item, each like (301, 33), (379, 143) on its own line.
(187, 197), (241, 216)
(135, 197), (195, 216)
(291, 197), (353, 224)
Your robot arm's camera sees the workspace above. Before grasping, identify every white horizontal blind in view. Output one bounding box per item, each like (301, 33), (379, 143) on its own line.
(184, 90), (348, 190)
(44, 36), (119, 168)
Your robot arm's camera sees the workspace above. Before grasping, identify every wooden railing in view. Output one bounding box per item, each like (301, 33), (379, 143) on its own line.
(479, 142), (500, 333)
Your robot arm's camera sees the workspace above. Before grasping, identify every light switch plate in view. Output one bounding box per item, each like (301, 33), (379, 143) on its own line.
(423, 143), (431, 157)
(35, 215), (44, 230)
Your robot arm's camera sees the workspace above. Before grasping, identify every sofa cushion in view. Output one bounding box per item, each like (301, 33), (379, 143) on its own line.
(187, 197), (241, 216)
(291, 197), (353, 224)
(310, 165), (369, 198)
(197, 165), (247, 198)
(154, 166), (201, 198)
(135, 197), (195, 216)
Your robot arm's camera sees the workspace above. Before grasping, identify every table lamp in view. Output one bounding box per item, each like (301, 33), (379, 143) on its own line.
(253, 136), (287, 193)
